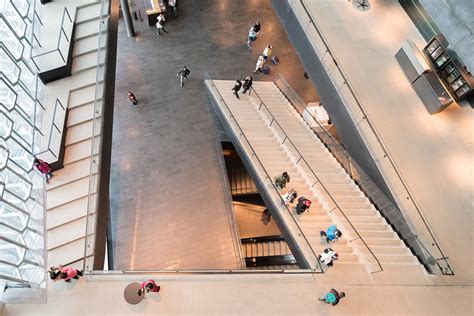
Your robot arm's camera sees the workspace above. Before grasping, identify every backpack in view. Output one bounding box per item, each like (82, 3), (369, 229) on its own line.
(185, 69), (190, 76)
(325, 292), (337, 304)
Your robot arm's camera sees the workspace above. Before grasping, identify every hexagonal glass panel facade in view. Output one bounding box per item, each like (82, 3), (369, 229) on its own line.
(1, 0), (46, 303)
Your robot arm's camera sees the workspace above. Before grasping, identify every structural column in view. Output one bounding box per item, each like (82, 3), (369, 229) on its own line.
(120, 0), (135, 37)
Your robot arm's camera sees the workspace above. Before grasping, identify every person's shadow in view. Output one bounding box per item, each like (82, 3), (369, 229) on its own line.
(261, 209), (271, 225)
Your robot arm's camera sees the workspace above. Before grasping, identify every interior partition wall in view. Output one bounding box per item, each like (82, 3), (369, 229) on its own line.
(0, 0), (47, 303)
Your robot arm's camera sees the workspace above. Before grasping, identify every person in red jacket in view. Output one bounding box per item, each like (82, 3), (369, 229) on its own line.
(138, 279), (161, 297)
(34, 158), (53, 183)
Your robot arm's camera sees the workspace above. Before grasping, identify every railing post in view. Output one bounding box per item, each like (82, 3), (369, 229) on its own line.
(269, 118), (274, 127)
(258, 101), (263, 110)
(282, 136), (287, 144)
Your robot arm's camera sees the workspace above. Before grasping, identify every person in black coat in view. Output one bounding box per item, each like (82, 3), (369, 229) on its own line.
(232, 79), (242, 99)
(242, 76), (253, 94)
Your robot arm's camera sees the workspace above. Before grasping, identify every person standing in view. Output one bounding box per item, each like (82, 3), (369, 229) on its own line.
(127, 92), (138, 105)
(34, 158), (53, 183)
(263, 44), (272, 61)
(319, 289), (345, 306)
(254, 55), (265, 74)
(232, 79), (242, 99)
(242, 76), (253, 94)
(168, 0), (177, 16)
(246, 26), (257, 47)
(156, 14), (168, 36)
(253, 21), (261, 35)
(177, 66), (190, 86)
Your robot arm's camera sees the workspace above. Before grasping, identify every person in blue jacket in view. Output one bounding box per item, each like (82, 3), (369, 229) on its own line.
(320, 224), (342, 243)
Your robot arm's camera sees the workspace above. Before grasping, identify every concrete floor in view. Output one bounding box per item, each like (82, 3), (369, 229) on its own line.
(109, 0), (318, 270)
(4, 274), (473, 315)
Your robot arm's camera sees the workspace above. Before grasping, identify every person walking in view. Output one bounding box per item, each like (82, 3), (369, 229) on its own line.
(156, 14), (168, 36)
(318, 248), (338, 267)
(177, 66), (190, 86)
(247, 26), (257, 47)
(274, 171), (290, 190)
(168, 0), (177, 16)
(254, 55), (265, 74)
(263, 44), (272, 61)
(242, 76), (253, 94)
(138, 279), (161, 297)
(319, 289), (345, 306)
(320, 224), (342, 243)
(232, 79), (242, 99)
(127, 92), (138, 105)
(34, 158), (53, 183)
(253, 21), (261, 35)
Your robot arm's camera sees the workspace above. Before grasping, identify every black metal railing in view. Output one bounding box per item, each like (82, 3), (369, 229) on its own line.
(248, 85), (383, 274)
(207, 78), (324, 273)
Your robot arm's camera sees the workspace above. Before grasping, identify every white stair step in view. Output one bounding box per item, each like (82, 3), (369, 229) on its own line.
(65, 120), (94, 146)
(358, 230), (398, 239)
(69, 84), (97, 109)
(46, 176), (90, 209)
(75, 3), (102, 24)
(47, 216), (88, 250)
(362, 238), (404, 247)
(46, 157), (91, 190)
(361, 246), (411, 255)
(48, 237), (86, 266)
(376, 254), (419, 264)
(67, 101), (98, 127)
(71, 49), (105, 74)
(74, 19), (105, 41)
(63, 138), (93, 165)
(47, 196), (89, 230)
(73, 34), (102, 57)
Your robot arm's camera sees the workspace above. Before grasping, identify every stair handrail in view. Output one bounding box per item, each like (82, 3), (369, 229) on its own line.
(249, 86), (383, 274)
(292, 0), (452, 275)
(30, 7), (73, 72)
(208, 79), (324, 273)
(83, 0), (109, 272)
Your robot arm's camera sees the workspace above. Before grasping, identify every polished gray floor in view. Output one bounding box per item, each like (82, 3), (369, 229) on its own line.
(109, 0), (319, 270)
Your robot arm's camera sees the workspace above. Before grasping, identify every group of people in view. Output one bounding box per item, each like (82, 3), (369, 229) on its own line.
(231, 76), (253, 99)
(49, 265), (83, 283)
(273, 172), (312, 215)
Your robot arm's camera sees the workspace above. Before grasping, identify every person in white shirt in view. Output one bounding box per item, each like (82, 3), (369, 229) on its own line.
(254, 55), (265, 74)
(168, 0), (177, 17)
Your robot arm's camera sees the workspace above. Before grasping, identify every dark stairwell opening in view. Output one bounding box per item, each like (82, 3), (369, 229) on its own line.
(221, 142), (299, 269)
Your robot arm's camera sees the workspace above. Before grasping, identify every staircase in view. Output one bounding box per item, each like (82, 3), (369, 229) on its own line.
(241, 236), (298, 269)
(227, 166), (258, 195)
(45, 1), (108, 270)
(207, 79), (424, 275)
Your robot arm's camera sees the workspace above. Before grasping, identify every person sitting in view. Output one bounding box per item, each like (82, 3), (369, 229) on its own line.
(318, 248), (338, 267)
(138, 279), (161, 296)
(34, 157), (53, 183)
(320, 224), (342, 243)
(281, 188), (298, 206)
(274, 172), (290, 190)
(319, 289), (345, 306)
(295, 196), (311, 214)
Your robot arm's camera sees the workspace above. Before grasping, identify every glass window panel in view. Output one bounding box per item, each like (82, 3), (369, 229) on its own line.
(0, 48), (21, 83)
(0, 19), (24, 59)
(0, 78), (18, 110)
